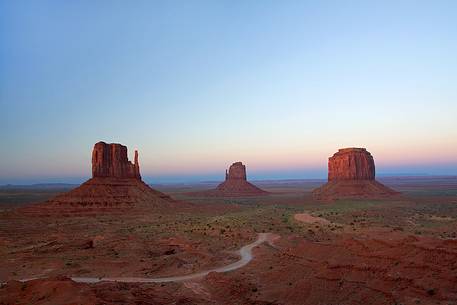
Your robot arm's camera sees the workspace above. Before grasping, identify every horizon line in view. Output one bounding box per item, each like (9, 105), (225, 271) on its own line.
(2, 173), (457, 186)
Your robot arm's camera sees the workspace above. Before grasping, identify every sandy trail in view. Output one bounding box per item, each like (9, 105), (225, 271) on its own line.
(65, 232), (276, 284)
(294, 213), (331, 225)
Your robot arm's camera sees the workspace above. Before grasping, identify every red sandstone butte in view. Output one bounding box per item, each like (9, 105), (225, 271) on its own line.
(224, 161), (247, 180)
(25, 142), (179, 213)
(92, 141), (141, 179)
(328, 148), (375, 181)
(214, 162), (268, 196)
(312, 148), (398, 200)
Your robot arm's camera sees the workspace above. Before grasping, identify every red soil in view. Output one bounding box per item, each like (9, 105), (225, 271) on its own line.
(3, 230), (456, 305)
(202, 231), (457, 305)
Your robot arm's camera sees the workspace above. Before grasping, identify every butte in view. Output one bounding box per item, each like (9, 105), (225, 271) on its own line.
(312, 148), (399, 200)
(24, 141), (180, 214)
(192, 162), (268, 197)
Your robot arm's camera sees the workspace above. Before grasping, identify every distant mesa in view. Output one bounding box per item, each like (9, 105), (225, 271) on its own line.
(24, 141), (182, 214)
(312, 148), (399, 200)
(191, 162), (268, 197)
(223, 161), (247, 181)
(328, 148), (375, 181)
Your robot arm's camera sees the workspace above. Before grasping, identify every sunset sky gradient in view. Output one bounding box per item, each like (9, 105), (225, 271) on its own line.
(1, 1), (457, 184)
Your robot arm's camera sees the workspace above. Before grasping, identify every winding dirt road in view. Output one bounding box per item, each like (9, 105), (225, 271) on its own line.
(69, 232), (276, 284)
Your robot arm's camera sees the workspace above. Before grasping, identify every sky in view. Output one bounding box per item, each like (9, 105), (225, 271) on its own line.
(1, 0), (457, 184)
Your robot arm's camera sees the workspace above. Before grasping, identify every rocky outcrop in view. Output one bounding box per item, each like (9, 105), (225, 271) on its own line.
(313, 148), (398, 200)
(92, 142), (140, 179)
(187, 162), (268, 197)
(27, 142), (186, 213)
(328, 148), (375, 181)
(193, 162), (268, 197)
(224, 162), (247, 181)
(215, 162), (268, 196)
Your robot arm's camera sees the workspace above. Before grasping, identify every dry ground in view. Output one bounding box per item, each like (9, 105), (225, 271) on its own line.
(1, 177), (457, 304)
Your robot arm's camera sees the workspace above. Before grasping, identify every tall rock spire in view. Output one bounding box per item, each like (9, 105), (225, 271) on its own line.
(134, 150), (141, 179)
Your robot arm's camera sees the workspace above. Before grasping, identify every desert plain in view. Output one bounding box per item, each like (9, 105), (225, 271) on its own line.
(1, 176), (457, 305)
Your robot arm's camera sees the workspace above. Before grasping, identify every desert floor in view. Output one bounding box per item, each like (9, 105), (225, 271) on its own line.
(1, 177), (457, 305)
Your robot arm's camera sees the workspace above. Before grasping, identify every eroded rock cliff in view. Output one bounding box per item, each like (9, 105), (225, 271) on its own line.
(328, 148), (375, 181)
(92, 142), (140, 179)
(313, 148), (398, 200)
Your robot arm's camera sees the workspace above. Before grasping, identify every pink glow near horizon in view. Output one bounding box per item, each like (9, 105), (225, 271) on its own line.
(3, 141), (456, 180)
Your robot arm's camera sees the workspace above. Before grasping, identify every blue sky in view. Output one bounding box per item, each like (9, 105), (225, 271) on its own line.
(1, 1), (457, 184)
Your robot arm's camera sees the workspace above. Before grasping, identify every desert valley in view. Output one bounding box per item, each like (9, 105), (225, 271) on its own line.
(1, 142), (456, 305)
(2, 2), (457, 304)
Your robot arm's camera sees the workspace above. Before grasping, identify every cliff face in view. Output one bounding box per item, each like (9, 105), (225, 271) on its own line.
(313, 148), (398, 200)
(92, 142), (141, 179)
(225, 162), (247, 181)
(328, 148), (375, 181)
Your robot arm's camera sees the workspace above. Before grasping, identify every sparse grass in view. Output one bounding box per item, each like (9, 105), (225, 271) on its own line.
(2, 178), (457, 280)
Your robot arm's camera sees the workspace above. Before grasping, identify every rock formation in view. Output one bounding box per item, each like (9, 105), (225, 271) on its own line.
(224, 162), (247, 181)
(312, 148), (398, 200)
(328, 148), (375, 181)
(92, 142), (141, 179)
(26, 142), (183, 213)
(215, 162), (269, 196)
(189, 162), (268, 197)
